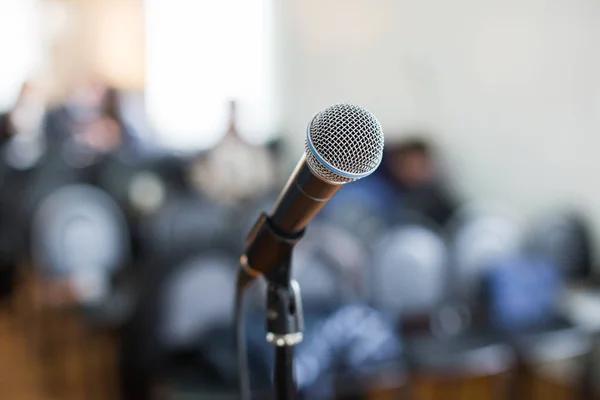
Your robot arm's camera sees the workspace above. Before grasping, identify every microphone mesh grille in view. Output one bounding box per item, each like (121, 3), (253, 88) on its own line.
(305, 104), (384, 184)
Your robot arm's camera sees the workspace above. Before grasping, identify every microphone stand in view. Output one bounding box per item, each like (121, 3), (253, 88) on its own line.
(239, 213), (304, 400)
(265, 255), (304, 400)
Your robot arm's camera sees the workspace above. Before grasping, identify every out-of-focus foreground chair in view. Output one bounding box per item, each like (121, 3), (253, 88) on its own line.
(375, 218), (517, 400)
(520, 210), (597, 399)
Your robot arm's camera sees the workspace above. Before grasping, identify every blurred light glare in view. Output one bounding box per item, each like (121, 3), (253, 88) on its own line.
(145, 0), (277, 150)
(0, 0), (41, 110)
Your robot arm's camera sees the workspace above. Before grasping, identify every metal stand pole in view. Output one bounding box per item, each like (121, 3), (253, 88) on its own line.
(274, 346), (296, 400)
(265, 256), (304, 400)
(239, 212), (305, 400)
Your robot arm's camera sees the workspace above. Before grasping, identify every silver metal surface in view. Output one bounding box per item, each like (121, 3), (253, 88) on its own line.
(266, 280), (304, 347)
(305, 103), (384, 184)
(266, 332), (304, 347)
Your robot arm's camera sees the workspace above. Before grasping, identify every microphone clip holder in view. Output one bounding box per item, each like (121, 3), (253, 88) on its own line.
(264, 254), (304, 400)
(266, 277), (304, 346)
(266, 275), (303, 400)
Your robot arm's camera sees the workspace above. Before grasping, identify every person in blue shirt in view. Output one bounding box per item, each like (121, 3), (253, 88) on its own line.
(322, 137), (459, 229)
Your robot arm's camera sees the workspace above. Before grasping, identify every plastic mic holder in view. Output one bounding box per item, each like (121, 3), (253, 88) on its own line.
(243, 212), (305, 400)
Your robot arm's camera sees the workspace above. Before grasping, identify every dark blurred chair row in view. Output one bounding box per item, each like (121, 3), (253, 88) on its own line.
(1, 146), (598, 399)
(0, 85), (599, 400)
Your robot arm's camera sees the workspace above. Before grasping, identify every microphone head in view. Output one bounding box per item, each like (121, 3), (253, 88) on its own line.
(305, 103), (384, 184)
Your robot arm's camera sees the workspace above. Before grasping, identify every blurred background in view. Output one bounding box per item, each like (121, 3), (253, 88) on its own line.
(0, 0), (600, 399)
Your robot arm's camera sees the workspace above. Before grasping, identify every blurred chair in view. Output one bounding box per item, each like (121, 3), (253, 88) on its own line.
(91, 153), (192, 216)
(19, 144), (89, 265)
(526, 210), (595, 281)
(31, 184), (129, 290)
(298, 303), (405, 400)
(451, 205), (596, 400)
(448, 205), (595, 399)
(0, 131), (47, 301)
(283, 219), (405, 399)
(513, 325), (592, 400)
(371, 224), (447, 323)
(372, 223), (516, 400)
(481, 254), (593, 400)
(320, 199), (397, 251)
(448, 205), (523, 307)
(146, 153), (192, 194)
(29, 183), (131, 400)
(120, 246), (272, 400)
(92, 154), (144, 212)
(119, 182), (245, 398)
(137, 193), (233, 263)
(159, 254), (236, 350)
(92, 154), (171, 269)
(0, 165), (33, 301)
(293, 220), (405, 399)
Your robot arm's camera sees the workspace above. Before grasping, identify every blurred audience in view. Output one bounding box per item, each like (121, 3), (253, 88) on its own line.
(0, 73), (596, 400)
(324, 136), (459, 228)
(0, 2), (598, 399)
(388, 138), (459, 226)
(44, 79), (146, 166)
(189, 100), (278, 206)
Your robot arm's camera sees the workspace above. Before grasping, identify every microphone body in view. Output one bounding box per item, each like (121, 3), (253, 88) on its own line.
(269, 154), (341, 236)
(239, 104), (384, 289)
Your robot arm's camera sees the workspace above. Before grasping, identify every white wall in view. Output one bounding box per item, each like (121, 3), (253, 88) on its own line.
(279, 0), (600, 240)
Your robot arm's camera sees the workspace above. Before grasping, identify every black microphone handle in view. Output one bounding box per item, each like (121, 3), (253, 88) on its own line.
(268, 155), (342, 236)
(239, 155), (343, 288)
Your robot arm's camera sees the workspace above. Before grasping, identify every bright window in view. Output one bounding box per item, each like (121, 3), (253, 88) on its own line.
(0, 0), (41, 111)
(145, 0), (277, 150)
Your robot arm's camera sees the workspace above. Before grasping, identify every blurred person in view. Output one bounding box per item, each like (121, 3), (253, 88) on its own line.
(189, 100), (278, 206)
(389, 137), (459, 226)
(44, 79), (108, 146)
(44, 79), (147, 166)
(323, 136), (459, 229)
(22, 82), (146, 248)
(21, 83), (146, 281)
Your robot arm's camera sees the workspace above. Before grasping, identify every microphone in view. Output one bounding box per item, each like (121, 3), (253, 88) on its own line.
(239, 104), (384, 289)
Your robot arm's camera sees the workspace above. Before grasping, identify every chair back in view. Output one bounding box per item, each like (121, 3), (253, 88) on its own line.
(120, 246), (242, 399)
(31, 184), (130, 303)
(139, 194), (230, 261)
(449, 207), (522, 302)
(159, 253), (237, 350)
(526, 210), (594, 280)
(371, 225), (448, 318)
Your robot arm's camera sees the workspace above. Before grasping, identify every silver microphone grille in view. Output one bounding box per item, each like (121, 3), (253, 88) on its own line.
(305, 103), (384, 184)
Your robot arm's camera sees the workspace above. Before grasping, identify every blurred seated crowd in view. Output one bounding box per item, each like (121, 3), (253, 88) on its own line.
(0, 79), (598, 399)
